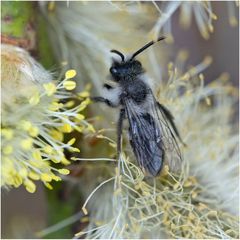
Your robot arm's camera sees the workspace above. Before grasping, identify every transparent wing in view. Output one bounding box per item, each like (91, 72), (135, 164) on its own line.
(124, 91), (182, 176)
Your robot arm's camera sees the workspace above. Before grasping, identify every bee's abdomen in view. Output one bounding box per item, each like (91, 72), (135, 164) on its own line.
(128, 113), (164, 176)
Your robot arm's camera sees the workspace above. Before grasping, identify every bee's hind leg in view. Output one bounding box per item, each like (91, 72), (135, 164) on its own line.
(117, 108), (126, 159)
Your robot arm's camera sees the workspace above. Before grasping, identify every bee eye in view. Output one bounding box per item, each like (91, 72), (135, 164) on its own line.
(110, 67), (117, 75)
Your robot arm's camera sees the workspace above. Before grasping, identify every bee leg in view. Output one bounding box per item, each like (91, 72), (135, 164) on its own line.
(91, 96), (116, 108)
(103, 83), (113, 90)
(157, 102), (187, 147)
(117, 108), (126, 158)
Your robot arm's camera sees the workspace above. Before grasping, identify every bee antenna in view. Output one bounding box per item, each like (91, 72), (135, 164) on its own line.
(110, 50), (125, 62)
(130, 36), (166, 60)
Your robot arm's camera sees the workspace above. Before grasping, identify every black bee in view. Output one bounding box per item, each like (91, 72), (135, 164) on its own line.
(92, 37), (185, 177)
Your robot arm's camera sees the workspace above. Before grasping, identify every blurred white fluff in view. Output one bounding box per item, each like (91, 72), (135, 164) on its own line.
(1, 44), (51, 105)
(151, 1), (238, 41)
(40, 1), (167, 96)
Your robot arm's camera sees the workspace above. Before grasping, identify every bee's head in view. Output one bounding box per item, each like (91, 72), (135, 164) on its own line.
(110, 58), (144, 81)
(110, 37), (165, 81)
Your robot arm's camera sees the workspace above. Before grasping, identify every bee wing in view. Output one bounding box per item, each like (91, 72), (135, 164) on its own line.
(124, 91), (182, 176)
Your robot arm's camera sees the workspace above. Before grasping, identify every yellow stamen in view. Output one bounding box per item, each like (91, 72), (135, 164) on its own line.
(3, 145), (13, 155)
(41, 173), (52, 182)
(59, 123), (72, 133)
(43, 145), (54, 154)
(32, 150), (42, 161)
(44, 182), (53, 190)
(51, 158), (61, 163)
(75, 114), (85, 120)
(65, 69), (77, 79)
(203, 55), (213, 65)
(82, 207), (88, 215)
(29, 126), (39, 137)
(52, 175), (62, 181)
(1, 129), (13, 140)
(86, 124), (95, 133)
(19, 168), (28, 178)
(28, 171), (40, 180)
(24, 179), (36, 193)
(67, 138), (76, 146)
(43, 82), (57, 96)
(29, 92), (40, 105)
(70, 147), (80, 153)
(58, 169), (70, 175)
(78, 91), (90, 98)
(229, 16), (238, 27)
(205, 97), (211, 106)
(63, 80), (76, 90)
(64, 100), (75, 108)
(50, 130), (63, 141)
(48, 1), (55, 12)
(208, 24), (214, 33)
(48, 102), (63, 111)
(20, 138), (33, 150)
(13, 174), (23, 187)
(61, 157), (71, 165)
(20, 120), (32, 131)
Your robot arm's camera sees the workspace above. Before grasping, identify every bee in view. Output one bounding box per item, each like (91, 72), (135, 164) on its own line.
(92, 37), (185, 177)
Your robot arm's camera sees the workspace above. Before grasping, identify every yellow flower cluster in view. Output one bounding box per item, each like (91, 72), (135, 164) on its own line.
(76, 160), (238, 239)
(1, 69), (94, 193)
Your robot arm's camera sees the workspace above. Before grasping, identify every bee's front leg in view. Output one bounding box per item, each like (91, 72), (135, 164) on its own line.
(91, 96), (116, 107)
(91, 83), (120, 108)
(103, 83), (113, 90)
